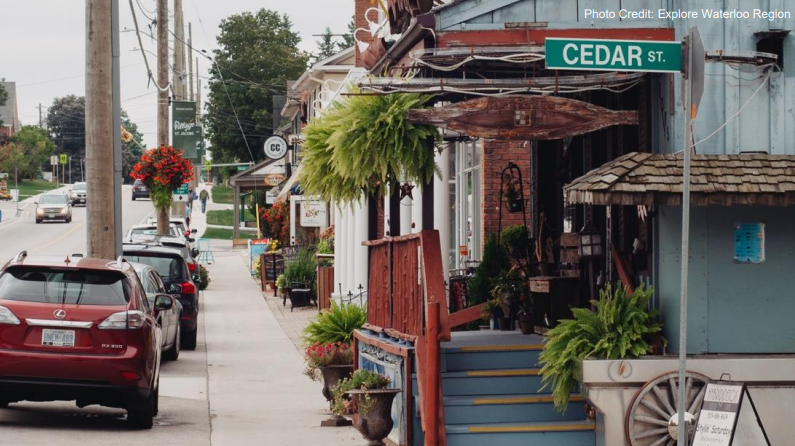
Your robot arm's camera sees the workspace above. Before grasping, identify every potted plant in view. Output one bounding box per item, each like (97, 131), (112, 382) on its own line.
(304, 342), (354, 426)
(332, 369), (399, 446)
(484, 267), (528, 331)
(303, 301), (366, 345)
(517, 293), (535, 335)
(538, 284), (665, 411)
(467, 234), (510, 307)
(280, 248), (317, 305)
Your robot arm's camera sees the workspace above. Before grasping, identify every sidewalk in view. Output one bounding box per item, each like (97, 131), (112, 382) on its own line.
(201, 245), (358, 445)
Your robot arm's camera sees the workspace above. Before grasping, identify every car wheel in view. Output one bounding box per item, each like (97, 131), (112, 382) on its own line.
(127, 388), (155, 429)
(163, 323), (181, 361)
(35, 219), (41, 224)
(153, 379), (159, 417)
(132, 195), (136, 201)
(181, 325), (198, 350)
(66, 217), (72, 223)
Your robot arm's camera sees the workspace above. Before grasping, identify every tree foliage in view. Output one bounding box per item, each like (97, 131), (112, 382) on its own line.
(46, 95), (85, 180)
(338, 17), (356, 51)
(314, 27), (338, 62)
(300, 91), (439, 203)
(0, 83), (7, 127)
(121, 110), (145, 184)
(3, 126), (55, 181)
(204, 9), (309, 164)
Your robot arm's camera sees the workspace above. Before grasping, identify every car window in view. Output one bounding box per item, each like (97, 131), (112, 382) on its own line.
(150, 272), (166, 293)
(0, 267), (129, 305)
(38, 195), (68, 205)
(127, 269), (151, 312)
(73, 183), (86, 191)
(123, 254), (187, 282)
(137, 269), (155, 295)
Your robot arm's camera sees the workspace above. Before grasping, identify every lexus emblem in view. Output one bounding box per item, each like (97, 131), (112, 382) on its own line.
(53, 309), (67, 319)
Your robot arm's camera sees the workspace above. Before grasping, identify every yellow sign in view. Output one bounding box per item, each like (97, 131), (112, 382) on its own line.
(263, 173), (286, 187)
(59, 154), (68, 165)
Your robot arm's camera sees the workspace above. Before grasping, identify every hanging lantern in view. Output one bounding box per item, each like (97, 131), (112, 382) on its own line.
(578, 224), (603, 258)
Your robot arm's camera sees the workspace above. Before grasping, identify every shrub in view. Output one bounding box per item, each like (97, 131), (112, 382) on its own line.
(539, 284), (664, 412)
(281, 248), (316, 289)
(303, 301), (366, 345)
(198, 264), (210, 290)
(467, 233), (510, 305)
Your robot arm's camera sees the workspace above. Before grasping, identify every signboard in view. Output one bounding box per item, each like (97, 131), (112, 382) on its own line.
(59, 154), (68, 165)
(734, 223), (765, 264)
(10, 189), (19, 202)
(263, 135), (288, 160)
(249, 238), (271, 275)
(50, 155), (58, 166)
(264, 173), (286, 187)
(237, 165), (249, 172)
(265, 190), (276, 204)
(172, 101), (199, 159)
(693, 381), (770, 446)
(545, 38), (682, 73)
(173, 183), (190, 202)
(300, 199), (327, 227)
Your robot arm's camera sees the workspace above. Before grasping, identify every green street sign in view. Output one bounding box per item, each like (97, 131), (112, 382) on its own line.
(173, 184), (189, 196)
(237, 165), (248, 171)
(545, 38), (681, 73)
(60, 154), (68, 165)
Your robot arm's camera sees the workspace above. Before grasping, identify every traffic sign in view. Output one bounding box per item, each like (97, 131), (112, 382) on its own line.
(60, 154), (68, 165)
(50, 155), (58, 165)
(173, 183), (190, 202)
(545, 38), (681, 73)
(263, 135), (288, 160)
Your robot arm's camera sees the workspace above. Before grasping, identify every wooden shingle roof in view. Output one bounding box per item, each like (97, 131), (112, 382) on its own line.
(564, 152), (795, 206)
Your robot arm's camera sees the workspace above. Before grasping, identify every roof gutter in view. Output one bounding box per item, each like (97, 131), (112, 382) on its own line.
(369, 13), (435, 75)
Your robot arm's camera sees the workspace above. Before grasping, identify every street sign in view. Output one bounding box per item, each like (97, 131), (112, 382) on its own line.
(236, 165), (248, 172)
(545, 38), (681, 73)
(50, 155), (58, 166)
(682, 28), (706, 118)
(60, 154), (67, 165)
(9, 189), (18, 203)
(263, 135), (288, 160)
(173, 183), (190, 202)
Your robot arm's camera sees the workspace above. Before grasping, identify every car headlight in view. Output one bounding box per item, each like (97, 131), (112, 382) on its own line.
(61, 207), (68, 213)
(36, 208), (44, 214)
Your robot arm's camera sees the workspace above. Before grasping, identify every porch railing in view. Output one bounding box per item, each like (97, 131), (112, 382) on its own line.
(363, 230), (450, 446)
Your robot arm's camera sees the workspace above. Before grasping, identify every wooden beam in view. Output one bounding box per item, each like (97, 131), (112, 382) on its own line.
(448, 303), (488, 328)
(437, 27), (676, 48)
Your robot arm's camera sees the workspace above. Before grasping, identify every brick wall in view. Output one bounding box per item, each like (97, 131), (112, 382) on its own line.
(480, 140), (532, 240)
(354, 0), (374, 67)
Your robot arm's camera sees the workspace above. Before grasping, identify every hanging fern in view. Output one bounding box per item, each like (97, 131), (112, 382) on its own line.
(538, 284), (665, 412)
(300, 90), (440, 203)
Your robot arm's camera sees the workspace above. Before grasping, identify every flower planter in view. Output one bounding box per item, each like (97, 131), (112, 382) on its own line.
(507, 198), (524, 213)
(519, 315), (534, 335)
(498, 317), (512, 331)
(347, 388), (401, 446)
(320, 365), (354, 427)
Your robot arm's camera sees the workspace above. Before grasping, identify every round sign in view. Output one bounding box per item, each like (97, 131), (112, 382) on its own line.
(263, 135), (288, 160)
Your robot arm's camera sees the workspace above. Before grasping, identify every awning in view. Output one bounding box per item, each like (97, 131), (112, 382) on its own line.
(565, 152), (795, 207)
(276, 164), (303, 201)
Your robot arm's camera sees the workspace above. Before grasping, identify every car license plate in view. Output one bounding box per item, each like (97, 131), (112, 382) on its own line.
(42, 329), (76, 347)
(48, 213), (55, 218)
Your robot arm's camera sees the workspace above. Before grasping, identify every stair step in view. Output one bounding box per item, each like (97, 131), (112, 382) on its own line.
(443, 344), (544, 372)
(439, 369), (547, 396)
(444, 394), (586, 424)
(445, 420), (596, 446)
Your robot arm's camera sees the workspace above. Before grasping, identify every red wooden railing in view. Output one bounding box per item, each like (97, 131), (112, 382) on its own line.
(363, 230), (450, 446)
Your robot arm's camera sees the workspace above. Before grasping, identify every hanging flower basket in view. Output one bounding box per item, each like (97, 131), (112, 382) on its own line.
(130, 145), (194, 233)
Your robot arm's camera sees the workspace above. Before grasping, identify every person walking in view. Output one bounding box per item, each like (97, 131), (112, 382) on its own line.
(199, 188), (209, 213)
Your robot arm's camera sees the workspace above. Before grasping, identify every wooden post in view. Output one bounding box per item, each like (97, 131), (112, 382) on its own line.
(85, 0), (116, 259)
(425, 302), (440, 446)
(173, 0), (185, 100)
(156, 0), (168, 147)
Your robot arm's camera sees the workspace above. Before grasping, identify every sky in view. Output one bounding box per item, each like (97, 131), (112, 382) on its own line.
(0, 0), (354, 150)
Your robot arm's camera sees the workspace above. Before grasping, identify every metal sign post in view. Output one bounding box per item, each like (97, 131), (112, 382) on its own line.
(677, 27), (705, 446)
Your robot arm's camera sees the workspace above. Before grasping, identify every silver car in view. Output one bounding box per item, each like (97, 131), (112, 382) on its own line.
(70, 182), (87, 206)
(35, 193), (72, 224)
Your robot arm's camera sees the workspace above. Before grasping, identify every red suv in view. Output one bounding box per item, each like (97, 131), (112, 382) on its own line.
(0, 252), (170, 429)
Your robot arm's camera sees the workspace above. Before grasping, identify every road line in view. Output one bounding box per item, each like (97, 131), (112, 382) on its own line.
(31, 220), (86, 252)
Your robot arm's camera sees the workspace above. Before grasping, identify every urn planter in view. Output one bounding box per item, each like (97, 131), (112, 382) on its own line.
(320, 365), (353, 427)
(347, 388), (401, 446)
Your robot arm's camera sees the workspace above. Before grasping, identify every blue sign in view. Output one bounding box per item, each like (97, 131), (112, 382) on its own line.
(734, 223), (765, 264)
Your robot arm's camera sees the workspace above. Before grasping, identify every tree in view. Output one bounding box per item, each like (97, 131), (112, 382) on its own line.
(0, 83), (7, 128)
(9, 126), (55, 181)
(0, 142), (25, 182)
(46, 95), (85, 180)
(121, 110), (145, 184)
(338, 17), (355, 51)
(315, 27), (338, 61)
(204, 9), (309, 164)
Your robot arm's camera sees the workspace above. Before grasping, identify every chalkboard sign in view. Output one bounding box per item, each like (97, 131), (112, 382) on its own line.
(693, 380), (770, 446)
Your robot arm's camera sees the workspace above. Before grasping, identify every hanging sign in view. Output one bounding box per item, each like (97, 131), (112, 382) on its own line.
(172, 101), (200, 159)
(264, 173), (286, 187)
(263, 135), (288, 160)
(173, 183), (190, 202)
(300, 199), (326, 227)
(545, 38), (682, 73)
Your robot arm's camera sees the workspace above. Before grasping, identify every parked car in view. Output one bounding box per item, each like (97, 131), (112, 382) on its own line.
(131, 263), (181, 361)
(131, 180), (150, 200)
(0, 252), (168, 428)
(125, 224), (181, 242)
(147, 217), (198, 247)
(35, 193), (72, 224)
(70, 182), (87, 206)
(122, 244), (200, 350)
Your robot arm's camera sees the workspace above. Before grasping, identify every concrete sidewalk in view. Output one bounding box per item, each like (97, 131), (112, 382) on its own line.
(202, 246), (358, 445)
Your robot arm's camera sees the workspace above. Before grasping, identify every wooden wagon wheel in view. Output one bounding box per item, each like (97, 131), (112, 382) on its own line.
(625, 371), (710, 446)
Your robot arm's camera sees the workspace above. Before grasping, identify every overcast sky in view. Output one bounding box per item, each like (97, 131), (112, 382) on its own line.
(1, 0), (354, 150)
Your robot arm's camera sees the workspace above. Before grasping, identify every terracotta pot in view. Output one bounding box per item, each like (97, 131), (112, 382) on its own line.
(320, 365), (353, 405)
(498, 317), (512, 331)
(519, 315), (534, 335)
(348, 388), (401, 446)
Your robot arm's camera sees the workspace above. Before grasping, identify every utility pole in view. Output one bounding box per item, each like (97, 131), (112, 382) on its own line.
(173, 0), (185, 101)
(188, 23), (194, 101)
(85, 0), (119, 259)
(37, 104), (43, 128)
(157, 0), (170, 234)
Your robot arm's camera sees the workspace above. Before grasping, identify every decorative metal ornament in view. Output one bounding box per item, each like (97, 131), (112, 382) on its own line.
(399, 182), (414, 200)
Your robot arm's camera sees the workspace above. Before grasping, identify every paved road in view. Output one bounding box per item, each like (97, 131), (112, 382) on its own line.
(0, 186), (212, 445)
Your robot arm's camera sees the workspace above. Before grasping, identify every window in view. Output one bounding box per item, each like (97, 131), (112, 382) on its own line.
(124, 254), (186, 283)
(0, 267), (128, 306)
(38, 195), (68, 205)
(451, 140), (482, 270)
